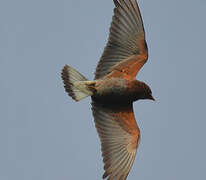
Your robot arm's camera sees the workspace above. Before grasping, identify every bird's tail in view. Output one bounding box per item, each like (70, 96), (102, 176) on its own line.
(61, 65), (95, 102)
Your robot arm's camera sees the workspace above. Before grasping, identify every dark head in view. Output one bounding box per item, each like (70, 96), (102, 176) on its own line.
(137, 81), (155, 101)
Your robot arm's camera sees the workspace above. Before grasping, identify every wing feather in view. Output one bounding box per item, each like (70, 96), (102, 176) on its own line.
(95, 0), (148, 80)
(91, 100), (140, 180)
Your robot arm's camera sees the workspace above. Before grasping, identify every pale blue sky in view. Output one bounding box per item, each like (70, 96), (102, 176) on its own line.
(0, 0), (206, 179)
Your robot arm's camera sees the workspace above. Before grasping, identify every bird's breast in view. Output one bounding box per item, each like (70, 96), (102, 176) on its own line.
(92, 78), (140, 104)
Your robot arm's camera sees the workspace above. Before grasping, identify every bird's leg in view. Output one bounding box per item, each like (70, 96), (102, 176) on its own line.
(73, 80), (97, 95)
(84, 80), (97, 86)
(84, 81), (98, 92)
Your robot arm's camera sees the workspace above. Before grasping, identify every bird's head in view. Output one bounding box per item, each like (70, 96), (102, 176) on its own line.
(139, 81), (155, 101)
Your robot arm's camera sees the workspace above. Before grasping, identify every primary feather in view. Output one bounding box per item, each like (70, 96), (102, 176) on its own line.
(95, 0), (148, 80)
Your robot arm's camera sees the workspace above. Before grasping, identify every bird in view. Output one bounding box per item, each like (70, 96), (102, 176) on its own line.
(61, 0), (154, 179)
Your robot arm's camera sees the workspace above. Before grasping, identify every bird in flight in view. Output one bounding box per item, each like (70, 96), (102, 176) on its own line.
(61, 0), (154, 179)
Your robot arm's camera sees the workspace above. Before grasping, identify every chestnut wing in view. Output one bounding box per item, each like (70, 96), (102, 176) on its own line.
(95, 0), (148, 80)
(92, 101), (140, 179)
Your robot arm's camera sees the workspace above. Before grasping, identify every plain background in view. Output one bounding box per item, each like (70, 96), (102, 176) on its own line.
(0, 0), (206, 179)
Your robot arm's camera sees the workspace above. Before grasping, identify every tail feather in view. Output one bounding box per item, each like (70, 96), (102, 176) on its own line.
(61, 65), (92, 101)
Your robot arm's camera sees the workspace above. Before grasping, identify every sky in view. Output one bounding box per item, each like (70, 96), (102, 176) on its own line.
(0, 0), (206, 179)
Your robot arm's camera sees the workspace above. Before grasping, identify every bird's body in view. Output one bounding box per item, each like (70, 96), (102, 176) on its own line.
(88, 78), (153, 104)
(61, 0), (154, 179)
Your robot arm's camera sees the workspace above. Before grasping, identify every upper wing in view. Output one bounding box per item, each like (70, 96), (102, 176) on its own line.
(91, 100), (140, 180)
(95, 0), (148, 80)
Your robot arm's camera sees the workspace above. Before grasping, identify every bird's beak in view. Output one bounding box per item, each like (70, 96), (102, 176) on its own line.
(149, 95), (155, 101)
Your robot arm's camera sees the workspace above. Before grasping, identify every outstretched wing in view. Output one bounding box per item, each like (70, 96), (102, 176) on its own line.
(92, 101), (140, 180)
(95, 0), (148, 80)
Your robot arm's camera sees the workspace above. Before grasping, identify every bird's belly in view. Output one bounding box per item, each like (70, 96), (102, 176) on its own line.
(92, 78), (135, 104)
